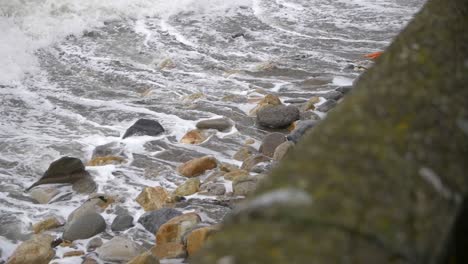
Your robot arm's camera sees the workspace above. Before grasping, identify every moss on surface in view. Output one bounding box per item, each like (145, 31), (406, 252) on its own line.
(194, 0), (468, 263)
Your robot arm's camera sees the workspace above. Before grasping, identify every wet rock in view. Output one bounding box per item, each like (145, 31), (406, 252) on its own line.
(257, 105), (300, 129)
(122, 119), (165, 139)
(86, 237), (103, 252)
(298, 77), (331, 87)
(244, 138), (255, 145)
(219, 163), (239, 173)
(30, 187), (60, 204)
(173, 178), (200, 197)
(250, 162), (274, 174)
(300, 96), (320, 112)
(91, 142), (123, 159)
(87, 156), (125, 166)
(177, 156), (218, 178)
(26, 157), (89, 191)
(33, 217), (63, 234)
(6, 234), (55, 264)
(233, 146), (257, 162)
(0, 215), (30, 242)
(284, 98), (307, 104)
(158, 58), (176, 70)
(151, 243), (186, 259)
(233, 176), (265, 196)
(67, 194), (114, 224)
(136, 186), (168, 211)
(72, 176), (97, 194)
(316, 99), (338, 112)
(259, 133), (286, 158)
(128, 251), (160, 264)
(287, 120), (319, 143)
(180, 129), (213, 144)
(81, 257), (99, 264)
(336, 85), (353, 94)
(137, 208), (182, 234)
(156, 213), (201, 244)
(196, 118), (233, 131)
(241, 155), (271, 171)
(273, 141), (295, 161)
(63, 212), (106, 241)
(221, 94), (248, 103)
(224, 170), (249, 182)
(249, 94), (282, 116)
(111, 214), (134, 232)
(63, 250), (84, 258)
(300, 111), (321, 121)
(174, 199), (232, 224)
(186, 226), (218, 257)
(96, 236), (144, 262)
(323, 90), (344, 101)
(199, 182), (226, 196)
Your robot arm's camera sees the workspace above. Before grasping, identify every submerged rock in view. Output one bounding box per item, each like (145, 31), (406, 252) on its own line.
(91, 142), (123, 159)
(122, 119), (165, 139)
(257, 105), (300, 129)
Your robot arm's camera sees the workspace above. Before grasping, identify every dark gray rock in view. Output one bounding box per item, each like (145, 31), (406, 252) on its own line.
(287, 120), (319, 143)
(63, 212), (106, 241)
(336, 86), (353, 94)
(137, 208), (182, 234)
(196, 118), (233, 131)
(92, 142), (123, 159)
(284, 99), (307, 104)
(111, 215), (134, 232)
(26, 157), (89, 191)
(323, 91), (344, 101)
(122, 119), (165, 139)
(259, 133), (286, 158)
(86, 237), (103, 252)
(316, 100), (338, 112)
(256, 105), (300, 129)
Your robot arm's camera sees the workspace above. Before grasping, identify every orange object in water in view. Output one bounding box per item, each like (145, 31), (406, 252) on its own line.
(364, 51), (383, 60)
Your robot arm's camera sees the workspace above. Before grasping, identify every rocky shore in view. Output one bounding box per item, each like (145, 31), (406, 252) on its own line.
(3, 82), (354, 264)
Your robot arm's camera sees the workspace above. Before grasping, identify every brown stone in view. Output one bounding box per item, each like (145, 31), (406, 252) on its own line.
(232, 146), (257, 162)
(259, 133), (286, 158)
(136, 186), (168, 211)
(87, 156), (125, 166)
(249, 94), (282, 116)
(6, 234), (55, 264)
(177, 156), (217, 178)
(33, 217), (63, 234)
(63, 250), (85, 258)
(186, 226), (218, 256)
(128, 251), (160, 264)
(180, 129), (213, 145)
(151, 243), (186, 259)
(224, 170), (249, 182)
(241, 155), (271, 171)
(301, 96), (321, 112)
(156, 213), (201, 244)
(172, 178), (200, 197)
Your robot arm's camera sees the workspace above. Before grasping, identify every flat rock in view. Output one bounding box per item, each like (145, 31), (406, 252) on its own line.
(137, 208), (182, 234)
(257, 105), (300, 129)
(316, 99), (338, 112)
(30, 187), (60, 204)
(122, 119), (165, 139)
(323, 90), (344, 101)
(96, 236), (144, 262)
(111, 215), (134, 232)
(259, 133), (286, 158)
(177, 156), (218, 178)
(336, 85), (353, 94)
(196, 118), (233, 131)
(32, 217), (63, 234)
(63, 212), (106, 241)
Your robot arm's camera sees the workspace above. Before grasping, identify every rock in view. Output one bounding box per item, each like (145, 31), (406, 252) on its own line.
(232, 146), (257, 162)
(257, 105), (300, 129)
(221, 94), (248, 103)
(136, 186), (168, 211)
(30, 187), (60, 204)
(300, 111), (321, 121)
(63, 250), (84, 258)
(33, 217), (63, 234)
(287, 120), (319, 143)
(87, 156), (125, 166)
(316, 99), (337, 112)
(300, 96), (320, 111)
(196, 118), (233, 131)
(96, 236), (144, 262)
(86, 237), (103, 252)
(6, 234), (55, 264)
(63, 212), (106, 241)
(336, 85), (353, 94)
(259, 133), (286, 158)
(151, 243), (186, 259)
(241, 155), (271, 171)
(173, 178), (200, 197)
(159, 58), (176, 69)
(67, 194), (114, 224)
(219, 163), (238, 173)
(250, 162), (274, 174)
(128, 251), (160, 264)
(180, 129), (213, 144)
(244, 139), (255, 145)
(224, 170), (249, 182)
(233, 177), (263, 196)
(81, 257), (99, 264)
(273, 141), (295, 161)
(186, 226), (218, 256)
(122, 119), (165, 139)
(177, 156), (217, 178)
(156, 213), (201, 244)
(182, 92), (205, 103)
(137, 208), (182, 234)
(111, 215), (134, 232)
(199, 182), (226, 196)
(91, 142), (123, 159)
(26, 157), (89, 191)
(0, 215), (30, 242)
(72, 176), (97, 194)
(249, 94), (282, 116)
(284, 99), (307, 104)
(323, 90), (344, 101)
